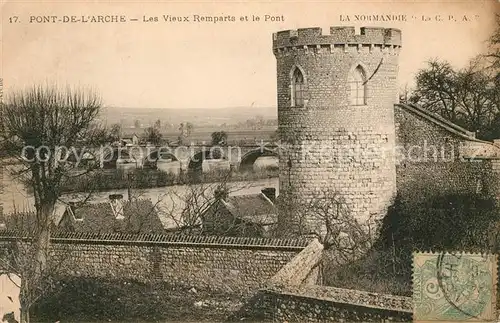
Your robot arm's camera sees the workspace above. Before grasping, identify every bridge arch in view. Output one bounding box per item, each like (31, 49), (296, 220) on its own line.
(102, 148), (133, 169)
(239, 148), (278, 171)
(143, 149), (179, 169)
(188, 147), (226, 171)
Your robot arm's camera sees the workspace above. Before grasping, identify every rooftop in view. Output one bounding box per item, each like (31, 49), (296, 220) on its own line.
(60, 198), (164, 234)
(221, 192), (277, 225)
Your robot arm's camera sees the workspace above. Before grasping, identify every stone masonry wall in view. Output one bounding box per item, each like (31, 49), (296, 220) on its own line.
(252, 287), (412, 322)
(0, 232), (308, 295)
(0, 233), (413, 322)
(274, 26), (401, 233)
(394, 104), (500, 200)
(242, 237), (412, 322)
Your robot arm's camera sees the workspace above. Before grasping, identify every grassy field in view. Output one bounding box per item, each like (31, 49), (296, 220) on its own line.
(31, 277), (248, 322)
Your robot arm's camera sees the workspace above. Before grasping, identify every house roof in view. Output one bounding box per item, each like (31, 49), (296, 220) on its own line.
(221, 193), (277, 225)
(0, 199), (163, 234)
(62, 199), (164, 234)
(0, 201), (68, 232)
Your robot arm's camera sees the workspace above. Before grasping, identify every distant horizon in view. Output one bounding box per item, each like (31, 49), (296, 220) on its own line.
(104, 105), (278, 110)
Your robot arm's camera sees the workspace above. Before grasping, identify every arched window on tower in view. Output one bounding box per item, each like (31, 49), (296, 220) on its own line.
(350, 65), (367, 106)
(291, 67), (305, 107)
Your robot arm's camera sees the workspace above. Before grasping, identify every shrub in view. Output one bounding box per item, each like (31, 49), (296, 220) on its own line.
(377, 191), (500, 253)
(325, 190), (500, 296)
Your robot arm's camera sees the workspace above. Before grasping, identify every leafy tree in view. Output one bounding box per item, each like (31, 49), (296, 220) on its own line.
(211, 131), (228, 146)
(0, 84), (106, 322)
(134, 119), (140, 129)
(143, 126), (162, 146)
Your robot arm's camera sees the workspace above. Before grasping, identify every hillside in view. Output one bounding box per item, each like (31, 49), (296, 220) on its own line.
(99, 106), (277, 128)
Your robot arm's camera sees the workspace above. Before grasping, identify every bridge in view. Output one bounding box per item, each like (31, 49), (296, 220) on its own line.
(100, 143), (280, 172)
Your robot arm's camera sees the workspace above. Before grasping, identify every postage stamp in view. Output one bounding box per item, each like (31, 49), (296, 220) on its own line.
(413, 252), (498, 322)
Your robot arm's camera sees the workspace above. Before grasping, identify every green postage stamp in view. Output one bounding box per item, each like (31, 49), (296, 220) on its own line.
(413, 252), (498, 322)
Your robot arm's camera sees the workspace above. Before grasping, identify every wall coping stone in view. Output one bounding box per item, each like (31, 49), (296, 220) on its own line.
(265, 239), (412, 316)
(0, 230), (310, 251)
(396, 104), (486, 144)
(264, 285), (412, 313)
(269, 238), (323, 287)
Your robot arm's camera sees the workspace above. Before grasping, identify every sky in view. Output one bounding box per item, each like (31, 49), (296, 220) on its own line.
(1, 0), (498, 109)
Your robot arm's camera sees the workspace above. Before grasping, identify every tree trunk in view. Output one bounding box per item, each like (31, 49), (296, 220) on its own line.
(21, 202), (53, 323)
(20, 305), (29, 323)
(20, 278), (30, 323)
(34, 205), (52, 277)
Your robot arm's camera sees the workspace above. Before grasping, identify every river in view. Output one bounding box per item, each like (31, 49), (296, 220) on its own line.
(1, 165), (279, 229)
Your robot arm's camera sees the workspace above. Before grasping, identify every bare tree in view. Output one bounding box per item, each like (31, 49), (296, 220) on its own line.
(177, 123), (186, 145)
(399, 83), (411, 104)
(0, 211), (73, 323)
(410, 57), (499, 140)
(154, 119), (161, 130)
(157, 170), (254, 235)
(409, 17), (500, 140)
(485, 14), (500, 70)
(409, 59), (460, 122)
(274, 186), (374, 265)
(185, 122), (194, 137)
(303, 190), (374, 263)
(0, 84), (107, 322)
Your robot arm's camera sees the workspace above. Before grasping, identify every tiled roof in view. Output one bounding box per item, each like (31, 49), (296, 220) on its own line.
(1, 199), (164, 234)
(222, 193), (277, 225)
(0, 211), (57, 233)
(0, 230), (311, 250)
(64, 199), (164, 234)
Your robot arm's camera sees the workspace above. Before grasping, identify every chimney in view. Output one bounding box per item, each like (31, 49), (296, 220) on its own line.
(109, 194), (124, 219)
(261, 188), (276, 203)
(67, 201), (83, 221)
(68, 201), (75, 216)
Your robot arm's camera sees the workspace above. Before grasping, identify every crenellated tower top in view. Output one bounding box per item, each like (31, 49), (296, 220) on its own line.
(273, 26), (401, 55)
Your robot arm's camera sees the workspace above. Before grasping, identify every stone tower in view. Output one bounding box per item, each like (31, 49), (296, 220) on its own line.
(273, 26), (402, 234)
